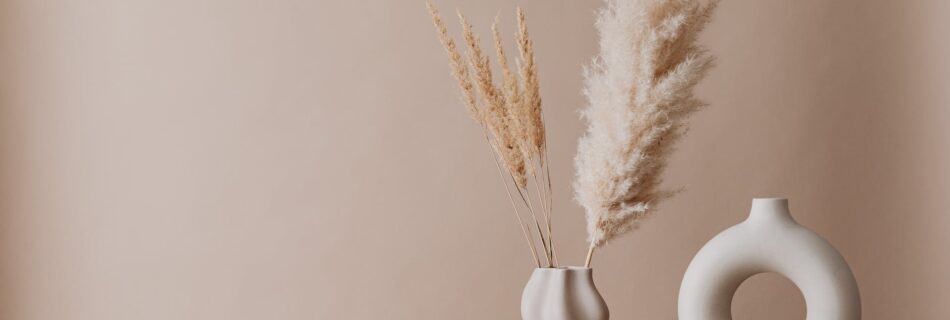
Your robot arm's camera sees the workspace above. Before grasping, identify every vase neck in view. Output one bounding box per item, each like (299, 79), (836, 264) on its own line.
(746, 198), (796, 225)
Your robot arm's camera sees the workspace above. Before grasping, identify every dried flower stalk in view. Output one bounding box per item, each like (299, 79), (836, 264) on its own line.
(427, 3), (478, 121)
(575, 0), (718, 266)
(516, 8), (545, 164)
(427, 2), (556, 267)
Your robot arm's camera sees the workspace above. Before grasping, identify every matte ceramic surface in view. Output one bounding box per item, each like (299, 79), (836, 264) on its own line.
(678, 198), (861, 320)
(522, 267), (609, 320)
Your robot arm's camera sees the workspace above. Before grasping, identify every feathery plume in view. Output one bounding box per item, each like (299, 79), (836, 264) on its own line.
(516, 7), (545, 163)
(426, 2), (479, 122)
(492, 18), (529, 172)
(575, 0), (719, 258)
(458, 12), (528, 189)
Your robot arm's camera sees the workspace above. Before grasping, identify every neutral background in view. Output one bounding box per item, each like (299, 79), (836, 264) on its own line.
(1, 0), (948, 319)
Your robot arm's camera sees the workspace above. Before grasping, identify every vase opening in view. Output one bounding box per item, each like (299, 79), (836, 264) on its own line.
(747, 198), (794, 224)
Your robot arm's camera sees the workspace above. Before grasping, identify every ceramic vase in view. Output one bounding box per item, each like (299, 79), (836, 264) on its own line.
(521, 267), (609, 320)
(678, 198), (861, 320)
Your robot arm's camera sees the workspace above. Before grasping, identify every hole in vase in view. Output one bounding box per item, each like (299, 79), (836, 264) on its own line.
(731, 272), (805, 320)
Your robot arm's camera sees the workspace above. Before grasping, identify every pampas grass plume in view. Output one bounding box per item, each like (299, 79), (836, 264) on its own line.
(575, 0), (719, 258)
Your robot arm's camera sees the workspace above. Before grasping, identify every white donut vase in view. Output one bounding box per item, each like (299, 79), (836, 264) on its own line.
(678, 198), (861, 320)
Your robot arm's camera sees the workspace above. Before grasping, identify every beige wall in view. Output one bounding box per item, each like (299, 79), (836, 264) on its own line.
(1, 0), (948, 319)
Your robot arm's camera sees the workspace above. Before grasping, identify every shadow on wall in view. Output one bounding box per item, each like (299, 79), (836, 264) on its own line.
(783, 1), (942, 318)
(0, 0), (20, 316)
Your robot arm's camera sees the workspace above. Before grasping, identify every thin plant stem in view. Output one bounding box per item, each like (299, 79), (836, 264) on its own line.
(532, 164), (554, 266)
(486, 136), (541, 267)
(520, 147), (554, 268)
(504, 159), (548, 267)
(539, 110), (556, 265)
(497, 164), (542, 268)
(584, 242), (596, 268)
(544, 159), (557, 265)
(514, 182), (551, 267)
(521, 220), (542, 268)
(536, 145), (556, 266)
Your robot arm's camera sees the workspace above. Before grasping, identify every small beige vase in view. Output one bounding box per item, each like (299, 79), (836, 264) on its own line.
(521, 267), (609, 320)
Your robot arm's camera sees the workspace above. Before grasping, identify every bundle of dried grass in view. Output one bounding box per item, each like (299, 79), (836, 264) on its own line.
(427, 2), (557, 268)
(575, 0), (719, 267)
